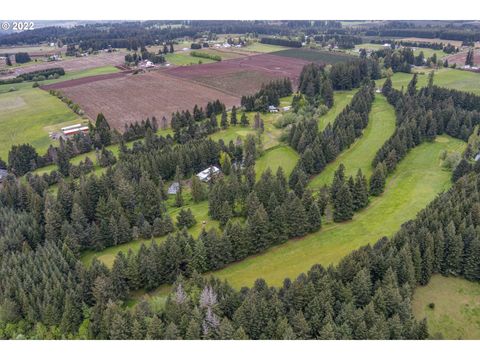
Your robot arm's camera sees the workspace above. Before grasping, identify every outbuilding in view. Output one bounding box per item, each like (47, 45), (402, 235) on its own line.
(168, 182), (180, 195)
(196, 166), (221, 182)
(0, 169), (8, 183)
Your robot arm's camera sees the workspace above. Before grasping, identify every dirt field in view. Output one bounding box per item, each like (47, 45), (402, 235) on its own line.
(165, 53), (309, 95)
(40, 71), (132, 90)
(0, 51), (127, 78)
(52, 71), (240, 129)
(445, 49), (480, 66)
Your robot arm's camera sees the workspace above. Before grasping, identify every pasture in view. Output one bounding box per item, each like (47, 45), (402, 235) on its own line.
(412, 275), (480, 339)
(165, 52), (217, 66)
(242, 42), (289, 53)
(209, 136), (465, 288)
(376, 68), (480, 95)
(309, 95), (396, 189)
(318, 89), (358, 130)
(0, 88), (78, 160)
(0, 66), (121, 160)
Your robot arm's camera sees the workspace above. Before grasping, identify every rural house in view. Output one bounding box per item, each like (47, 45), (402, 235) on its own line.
(268, 105), (279, 113)
(196, 166), (221, 182)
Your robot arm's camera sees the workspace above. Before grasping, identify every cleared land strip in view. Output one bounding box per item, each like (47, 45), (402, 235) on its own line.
(318, 89), (358, 131)
(209, 135), (466, 289)
(310, 94), (396, 189)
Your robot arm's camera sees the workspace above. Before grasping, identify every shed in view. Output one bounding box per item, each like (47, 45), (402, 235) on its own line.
(268, 105), (279, 113)
(168, 182), (180, 195)
(0, 169), (8, 183)
(475, 153), (480, 162)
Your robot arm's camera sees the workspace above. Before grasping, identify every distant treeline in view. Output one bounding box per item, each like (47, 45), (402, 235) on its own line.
(260, 37), (302, 48)
(0, 21), (341, 50)
(365, 27), (480, 42)
(0, 67), (65, 85)
(370, 39), (459, 54)
(313, 34), (362, 49)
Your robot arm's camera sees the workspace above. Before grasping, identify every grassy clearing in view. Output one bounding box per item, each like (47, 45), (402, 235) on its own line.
(208, 135), (465, 288)
(412, 275), (480, 339)
(376, 68), (480, 95)
(309, 95), (396, 189)
(255, 145), (299, 180)
(0, 66), (120, 160)
(0, 88), (78, 161)
(164, 52), (216, 66)
(318, 89), (358, 131)
(81, 199), (220, 268)
(243, 43), (288, 53)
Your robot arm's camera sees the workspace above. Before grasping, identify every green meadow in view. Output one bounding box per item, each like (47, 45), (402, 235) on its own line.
(210, 136), (465, 288)
(309, 94), (396, 189)
(412, 275), (480, 339)
(0, 66), (120, 161)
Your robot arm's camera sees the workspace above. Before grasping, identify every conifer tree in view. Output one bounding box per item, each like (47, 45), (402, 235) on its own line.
(230, 106), (238, 126)
(240, 112), (249, 127)
(176, 208), (196, 229)
(352, 169), (369, 210)
(333, 183), (353, 222)
(370, 162), (386, 196)
(220, 109), (229, 129)
(191, 175), (206, 203)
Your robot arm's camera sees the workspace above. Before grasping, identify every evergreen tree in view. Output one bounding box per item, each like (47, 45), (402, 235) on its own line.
(191, 175), (206, 203)
(176, 208), (197, 229)
(370, 162), (386, 196)
(333, 182), (354, 222)
(240, 112), (249, 127)
(230, 106), (238, 126)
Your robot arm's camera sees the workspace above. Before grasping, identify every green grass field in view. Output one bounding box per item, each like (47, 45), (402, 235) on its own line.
(254, 145), (299, 180)
(243, 42), (288, 53)
(165, 52), (217, 66)
(318, 90), (358, 131)
(0, 88), (78, 161)
(412, 275), (480, 339)
(0, 66), (120, 161)
(208, 135), (465, 288)
(310, 95), (396, 189)
(376, 68), (480, 95)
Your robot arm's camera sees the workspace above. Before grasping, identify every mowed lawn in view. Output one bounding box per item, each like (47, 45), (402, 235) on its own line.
(412, 275), (480, 339)
(309, 95), (396, 189)
(0, 66), (120, 160)
(376, 68), (480, 95)
(209, 135), (465, 288)
(255, 145), (299, 180)
(318, 89), (358, 131)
